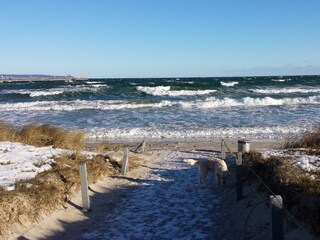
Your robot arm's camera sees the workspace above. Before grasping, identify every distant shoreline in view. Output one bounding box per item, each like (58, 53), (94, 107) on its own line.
(0, 77), (88, 82)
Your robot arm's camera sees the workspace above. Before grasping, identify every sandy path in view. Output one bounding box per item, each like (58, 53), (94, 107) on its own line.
(82, 149), (221, 240)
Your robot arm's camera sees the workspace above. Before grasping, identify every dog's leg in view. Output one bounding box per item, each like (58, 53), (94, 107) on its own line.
(199, 165), (208, 184)
(217, 173), (222, 186)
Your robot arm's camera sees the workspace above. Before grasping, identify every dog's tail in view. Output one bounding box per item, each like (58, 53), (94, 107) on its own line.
(184, 158), (198, 166)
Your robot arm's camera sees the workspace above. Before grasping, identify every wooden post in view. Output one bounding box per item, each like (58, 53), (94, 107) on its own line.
(79, 163), (90, 211)
(141, 140), (147, 154)
(221, 139), (226, 160)
(122, 147), (129, 175)
(270, 195), (284, 240)
(236, 152), (243, 201)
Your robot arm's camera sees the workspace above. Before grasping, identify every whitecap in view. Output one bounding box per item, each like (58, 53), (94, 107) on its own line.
(220, 81), (239, 87)
(0, 100), (173, 111)
(271, 79), (291, 82)
(136, 86), (216, 96)
(250, 88), (320, 94)
(178, 96), (320, 109)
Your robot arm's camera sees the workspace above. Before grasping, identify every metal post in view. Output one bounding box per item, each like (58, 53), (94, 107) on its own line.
(236, 152), (243, 201)
(238, 139), (250, 153)
(79, 163), (90, 211)
(122, 147), (129, 175)
(270, 195), (284, 240)
(221, 139), (226, 160)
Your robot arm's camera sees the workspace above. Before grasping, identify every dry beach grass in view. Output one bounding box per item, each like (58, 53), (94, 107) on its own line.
(0, 123), (85, 150)
(0, 123), (142, 237)
(243, 128), (320, 236)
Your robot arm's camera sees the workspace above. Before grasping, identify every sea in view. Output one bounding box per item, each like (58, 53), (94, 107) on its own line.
(0, 75), (319, 142)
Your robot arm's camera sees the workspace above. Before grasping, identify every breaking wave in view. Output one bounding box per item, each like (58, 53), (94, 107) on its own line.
(220, 81), (239, 87)
(250, 88), (320, 94)
(136, 86), (216, 96)
(0, 100), (173, 111)
(0, 96), (318, 112)
(178, 96), (320, 109)
(1, 84), (109, 97)
(271, 79), (290, 82)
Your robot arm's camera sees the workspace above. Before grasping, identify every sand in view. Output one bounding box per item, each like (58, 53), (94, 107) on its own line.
(6, 140), (316, 240)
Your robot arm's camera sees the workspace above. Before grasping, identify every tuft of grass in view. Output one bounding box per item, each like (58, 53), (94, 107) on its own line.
(128, 155), (142, 170)
(283, 127), (320, 154)
(243, 151), (320, 236)
(0, 123), (17, 142)
(0, 153), (122, 237)
(0, 123), (84, 150)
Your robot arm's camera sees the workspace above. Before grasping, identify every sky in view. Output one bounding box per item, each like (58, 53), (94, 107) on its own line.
(1, 0), (320, 78)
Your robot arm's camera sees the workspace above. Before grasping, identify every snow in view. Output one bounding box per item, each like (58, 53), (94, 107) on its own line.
(262, 149), (320, 172)
(82, 149), (221, 239)
(0, 141), (95, 190)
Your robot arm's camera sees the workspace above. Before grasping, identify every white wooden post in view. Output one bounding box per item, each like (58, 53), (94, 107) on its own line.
(79, 163), (90, 211)
(142, 140), (147, 154)
(122, 147), (129, 175)
(221, 139), (226, 159)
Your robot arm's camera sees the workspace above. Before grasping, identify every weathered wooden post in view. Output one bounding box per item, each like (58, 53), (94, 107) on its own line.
(236, 152), (243, 201)
(79, 163), (90, 211)
(270, 195), (284, 240)
(121, 147), (129, 175)
(141, 140), (147, 154)
(221, 139), (226, 160)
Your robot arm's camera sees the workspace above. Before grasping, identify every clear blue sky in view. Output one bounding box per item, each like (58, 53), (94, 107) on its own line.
(1, 0), (320, 78)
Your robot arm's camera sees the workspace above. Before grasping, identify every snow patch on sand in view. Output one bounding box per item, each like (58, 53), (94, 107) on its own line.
(0, 141), (96, 190)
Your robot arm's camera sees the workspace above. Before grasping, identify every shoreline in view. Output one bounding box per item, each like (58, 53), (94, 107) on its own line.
(0, 78), (88, 83)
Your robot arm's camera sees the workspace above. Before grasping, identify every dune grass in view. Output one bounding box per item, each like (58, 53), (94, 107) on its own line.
(0, 122), (84, 150)
(243, 128), (320, 236)
(0, 153), (122, 236)
(0, 122), (143, 237)
(283, 127), (320, 155)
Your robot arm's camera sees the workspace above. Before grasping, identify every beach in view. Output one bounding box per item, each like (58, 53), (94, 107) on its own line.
(3, 139), (315, 240)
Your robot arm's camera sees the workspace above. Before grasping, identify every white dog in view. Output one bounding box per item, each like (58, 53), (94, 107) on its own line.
(184, 157), (229, 185)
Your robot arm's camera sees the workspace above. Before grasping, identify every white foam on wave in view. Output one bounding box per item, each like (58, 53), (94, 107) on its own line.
(0, 100), (173, 111)
(87, 125), (303, 140)
(220, 81), (239, 87)
(86, 81), (102, 84)
(0, 96), (318, 112)
(250, 88), (320, 94)
(74, 84), (109, 90)
(1, 84), (109, 97)
(272, 79), (290, 82)
(178, 96), (320, 109)
(136, 86), (216, 96)
(2, 89), (65, 97)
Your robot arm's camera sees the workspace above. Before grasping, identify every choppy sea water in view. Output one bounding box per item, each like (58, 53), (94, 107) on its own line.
(0, 76), (319, 141)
